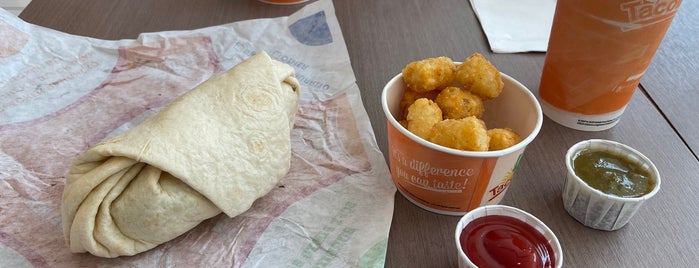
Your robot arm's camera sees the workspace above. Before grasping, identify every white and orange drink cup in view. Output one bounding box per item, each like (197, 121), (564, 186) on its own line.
(539, 0), (682, 131)
(381, 72), (543, 216)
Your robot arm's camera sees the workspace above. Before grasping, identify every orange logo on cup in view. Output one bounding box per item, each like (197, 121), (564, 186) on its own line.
(487, 154), (522, 202)
(620, 0), (681, 31)
(488, 171), (512, 202)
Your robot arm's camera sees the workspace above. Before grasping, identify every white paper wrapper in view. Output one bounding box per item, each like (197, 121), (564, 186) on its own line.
(469, 0), (556, 53)
(0, 0), (396, 266)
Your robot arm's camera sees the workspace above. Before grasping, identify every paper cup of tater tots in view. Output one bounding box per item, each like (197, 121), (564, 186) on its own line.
(381, 55), (543, 215)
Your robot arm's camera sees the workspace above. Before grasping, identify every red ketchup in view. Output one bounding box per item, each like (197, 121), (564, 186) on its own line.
(459, 215), (555, 268)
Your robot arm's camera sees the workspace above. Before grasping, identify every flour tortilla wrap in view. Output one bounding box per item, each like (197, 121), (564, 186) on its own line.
(61, 51), (300, 258)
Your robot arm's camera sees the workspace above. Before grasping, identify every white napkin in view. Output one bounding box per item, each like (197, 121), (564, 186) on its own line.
(470, 0), (556, 53)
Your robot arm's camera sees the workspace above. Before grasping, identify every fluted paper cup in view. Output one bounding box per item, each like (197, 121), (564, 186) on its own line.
(563, 139), (661, 231)
(454, 205), (563, 268)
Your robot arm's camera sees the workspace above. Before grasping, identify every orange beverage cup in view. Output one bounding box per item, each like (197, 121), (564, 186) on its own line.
(381, 71), (543, 216)
(539, 0), (682, 131)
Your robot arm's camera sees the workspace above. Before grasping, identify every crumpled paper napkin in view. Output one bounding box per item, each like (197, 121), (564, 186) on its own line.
(470, 0), (556, 53)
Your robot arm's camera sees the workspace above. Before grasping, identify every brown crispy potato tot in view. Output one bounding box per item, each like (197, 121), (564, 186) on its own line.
(406, 98), (443, 140)
(402, 57), (456, 93)
(487, 128), (523, 151)
(399, 119), (409, 129)
(435, 86), (484, 119)
(455, 53), (503, 100)
(399, 89), (441, 118)
(428, 116), (489, 151)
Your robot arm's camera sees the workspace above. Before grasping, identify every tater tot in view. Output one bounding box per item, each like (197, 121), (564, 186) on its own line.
(487, 128), (523, 151)
(402, 57), (456, 93)
(455, 53), (504, 100)
(399, 89), (441, 118)
(406, 98), (443, 140)
(399, 119), (409, 129)
(428, 116), (489, 151)
(435, 86), (484, 119)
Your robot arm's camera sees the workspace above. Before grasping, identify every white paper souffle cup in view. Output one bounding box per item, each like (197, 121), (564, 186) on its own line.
(454, 205), (563, 268)
(562, 139), (661, 231)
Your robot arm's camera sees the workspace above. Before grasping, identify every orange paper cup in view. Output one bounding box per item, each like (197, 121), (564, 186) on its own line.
(538, 0), (680, 131)
(381, 72), (543, 216)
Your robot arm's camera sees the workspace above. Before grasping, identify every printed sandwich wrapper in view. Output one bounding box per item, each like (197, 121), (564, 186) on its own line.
(0, 0), (396, 267)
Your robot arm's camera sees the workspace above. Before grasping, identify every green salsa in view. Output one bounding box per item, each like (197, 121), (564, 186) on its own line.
(573, 149), (655, 198)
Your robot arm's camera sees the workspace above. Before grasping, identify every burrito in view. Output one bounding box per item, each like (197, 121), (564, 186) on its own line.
(61, 52), (300, 258)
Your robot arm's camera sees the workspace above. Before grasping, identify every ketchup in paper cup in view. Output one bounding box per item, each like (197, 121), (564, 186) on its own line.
(455, 205), (563, 268)
(381, 71), (542, 215)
